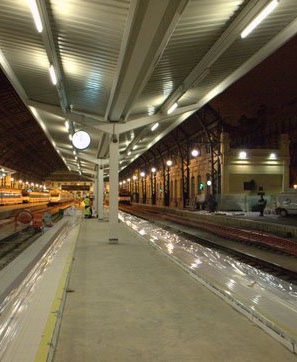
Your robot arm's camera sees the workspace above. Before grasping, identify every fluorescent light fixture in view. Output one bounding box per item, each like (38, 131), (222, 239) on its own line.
(241, 0), (279, 39)
(148, 107), (155, 116)
(239, 151), (247, 159)
(28, 0), (43, 33)
(49, 65), (57, 85)
(167, 102), (178, 115)
(151, 167), (156, 173)
(72, 130), (91, 150)
(151, 122), (159, 131)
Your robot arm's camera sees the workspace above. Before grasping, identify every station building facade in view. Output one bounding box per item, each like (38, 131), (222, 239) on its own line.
(122, 132), (290, 212)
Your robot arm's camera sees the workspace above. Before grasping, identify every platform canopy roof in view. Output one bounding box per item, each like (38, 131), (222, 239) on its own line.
(0, 0), (297, 178)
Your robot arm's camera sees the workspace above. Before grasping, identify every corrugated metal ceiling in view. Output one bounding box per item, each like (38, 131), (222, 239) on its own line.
(0, 0), (297, 177)
(49, 0), (130, 115)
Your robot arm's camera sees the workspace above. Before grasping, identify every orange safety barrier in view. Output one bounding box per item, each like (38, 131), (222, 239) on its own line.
(33, 213), (43, 230)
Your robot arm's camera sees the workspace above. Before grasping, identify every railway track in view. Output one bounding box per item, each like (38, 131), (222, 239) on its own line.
(120, 204), (297, 284)
(0, 202), (73, 270)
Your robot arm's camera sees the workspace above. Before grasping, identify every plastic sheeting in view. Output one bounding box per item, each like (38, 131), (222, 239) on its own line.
(119, 211), (297, 353)
(0, 213), (80, 360)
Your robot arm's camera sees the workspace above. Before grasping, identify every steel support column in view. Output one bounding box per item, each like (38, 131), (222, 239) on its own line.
(151, 172), (156, 205)
(109, 138), (119, 243)
(164, 166), (170, 207)
(141, 177), (147, 204)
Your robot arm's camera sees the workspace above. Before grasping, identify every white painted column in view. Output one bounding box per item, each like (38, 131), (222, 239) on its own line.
(98, 161), (104, 220)
(93, 170), (98, 217)
(109, 136), (119, 243)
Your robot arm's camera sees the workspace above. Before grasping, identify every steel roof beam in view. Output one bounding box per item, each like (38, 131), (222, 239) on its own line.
(162, 0), (271, 112)
(121, 15), (297, 169)
(106, 0), (189, 122)
(27, 100), (113, 134)
(160, 15), (297, 120)
(36, 0), (68, 112)
(96, 133), (111, 159)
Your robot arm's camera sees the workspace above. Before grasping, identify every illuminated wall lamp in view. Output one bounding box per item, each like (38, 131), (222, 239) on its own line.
(140, 172), (145, 177)
(239, 151), (247, 159)
(151, 167), (156, 173)
(166, 160), (173, 167)
(269, 153), (277, 159)
(191, 149), (199, 157)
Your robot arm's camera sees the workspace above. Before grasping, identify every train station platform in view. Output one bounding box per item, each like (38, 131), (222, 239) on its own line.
(53, 214), (297, 362)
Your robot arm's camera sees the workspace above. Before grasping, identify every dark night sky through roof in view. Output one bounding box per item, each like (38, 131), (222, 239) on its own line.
(211, 35), (297, 125)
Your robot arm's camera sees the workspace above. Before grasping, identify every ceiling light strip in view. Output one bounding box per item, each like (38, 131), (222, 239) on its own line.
(241, 0), (279, 39)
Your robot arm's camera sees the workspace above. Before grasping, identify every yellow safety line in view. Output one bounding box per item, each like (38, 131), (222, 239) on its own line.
(35, 224), (80, 362)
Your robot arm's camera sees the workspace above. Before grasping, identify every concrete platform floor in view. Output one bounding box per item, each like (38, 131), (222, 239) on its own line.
(54, 218), (297, 362)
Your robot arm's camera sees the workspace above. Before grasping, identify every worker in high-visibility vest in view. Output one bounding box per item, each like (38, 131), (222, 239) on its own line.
(84, 194), (92, 218)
